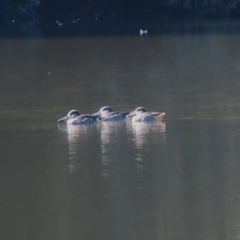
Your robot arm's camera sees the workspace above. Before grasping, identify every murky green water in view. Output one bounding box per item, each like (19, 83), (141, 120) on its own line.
(1, 22), (240, 240)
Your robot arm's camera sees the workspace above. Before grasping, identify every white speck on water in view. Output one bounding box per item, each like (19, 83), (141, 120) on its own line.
(139, 29), (148, 35)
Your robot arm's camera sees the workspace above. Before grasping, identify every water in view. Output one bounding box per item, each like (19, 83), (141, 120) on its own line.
(1, 22), (240, 240)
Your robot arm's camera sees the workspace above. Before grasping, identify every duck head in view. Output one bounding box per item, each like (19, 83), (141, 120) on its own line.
(92, 106), (113, 117)
(128, 106), (146, 117)
(58, 110), (80, 123)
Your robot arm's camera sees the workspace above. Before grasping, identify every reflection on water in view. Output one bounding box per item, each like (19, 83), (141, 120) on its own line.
(128, 121), (166, 149)
(98, 121), (125, 146)
(58, 124), (96, 173)
(127, 120), (166, 178)
(58, 119), (166, 181)
(97, 121), (127, 177)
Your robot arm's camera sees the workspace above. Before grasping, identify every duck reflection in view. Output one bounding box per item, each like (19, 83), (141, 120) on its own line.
(58, 124), (95, 173)
(127, 120), (166, 177)
(128, 121), (166, 149)
(98, 121), (126, 177)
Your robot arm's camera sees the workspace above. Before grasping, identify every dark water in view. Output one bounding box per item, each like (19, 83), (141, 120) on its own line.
(1, 22), (240, 240)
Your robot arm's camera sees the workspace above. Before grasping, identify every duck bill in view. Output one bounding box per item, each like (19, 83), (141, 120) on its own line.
(58, 115), (69, 123)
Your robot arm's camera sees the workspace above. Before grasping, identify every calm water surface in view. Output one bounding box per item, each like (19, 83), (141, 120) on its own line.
(1, 22), (240, 240)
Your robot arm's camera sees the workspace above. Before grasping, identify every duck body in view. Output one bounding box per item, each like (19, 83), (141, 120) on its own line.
(58, 110), (99, 125)
(99, 111), (129, 121)
(128, 107), (165, 122)
(92, 106), (129, 122)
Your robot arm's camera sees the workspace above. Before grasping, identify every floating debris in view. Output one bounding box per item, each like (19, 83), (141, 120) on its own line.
(56, 21), (63, 27)
(139, 29), (148, 36)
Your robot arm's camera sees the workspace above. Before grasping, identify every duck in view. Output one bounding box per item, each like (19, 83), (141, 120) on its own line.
(58, 110), (99, 125)
(128, 107), (165, 122)
(92, 106), (129, 122)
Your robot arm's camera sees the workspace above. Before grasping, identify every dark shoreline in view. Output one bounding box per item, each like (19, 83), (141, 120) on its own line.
(0, 18), (240, 39)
